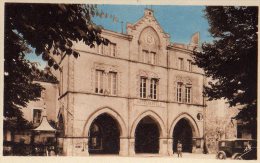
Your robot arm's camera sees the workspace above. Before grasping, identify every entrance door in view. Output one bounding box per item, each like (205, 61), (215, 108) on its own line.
(88, 113), (120, 154)
(173, 118), (193, 153)
(135, 116), (160, 153)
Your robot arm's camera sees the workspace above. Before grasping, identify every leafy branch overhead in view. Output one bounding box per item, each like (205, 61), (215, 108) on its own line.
(193, 6), (257, 138)
(4, 4), (107, 129)
(6, 4), (110, 70)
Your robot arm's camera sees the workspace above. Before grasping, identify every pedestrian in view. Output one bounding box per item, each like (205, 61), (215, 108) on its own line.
(177, 140), (183, 158)
(49, 146), (56, 156)
(45, 146), (48, 156)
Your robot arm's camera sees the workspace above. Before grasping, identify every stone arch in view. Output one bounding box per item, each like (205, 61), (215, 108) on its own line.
(138, 26), (162, 65)
(139, 26), (161, 45)
(169, 112), (200, 138)
(83, 107), (127, 138)
(130, 110), (166, 138)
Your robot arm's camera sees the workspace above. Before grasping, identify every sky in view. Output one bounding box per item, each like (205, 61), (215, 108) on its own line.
(26, 5), (212, 69)
(93, 5), (212, 43)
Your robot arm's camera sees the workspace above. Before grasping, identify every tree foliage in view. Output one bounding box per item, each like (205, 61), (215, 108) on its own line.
(193, 6), (258, 137)
(4, 3), (108, 130)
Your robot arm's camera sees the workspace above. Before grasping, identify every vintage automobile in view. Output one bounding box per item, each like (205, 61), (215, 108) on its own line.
(216, 139), (257, 160)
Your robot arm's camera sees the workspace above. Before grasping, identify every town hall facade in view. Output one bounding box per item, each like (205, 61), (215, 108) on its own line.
(53, 9), (205, 156)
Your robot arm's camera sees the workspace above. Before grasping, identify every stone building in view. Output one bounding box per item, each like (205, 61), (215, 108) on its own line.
(22, 80), (59, 126)
(205, 99), (238, 153)
(52, 9), (206, 156)
(3, 73), (59, 148)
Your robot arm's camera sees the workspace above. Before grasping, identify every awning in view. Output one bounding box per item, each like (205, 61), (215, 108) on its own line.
(33, 116), (56, 132)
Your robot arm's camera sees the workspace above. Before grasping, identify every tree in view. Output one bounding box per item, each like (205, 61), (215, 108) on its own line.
(4, 4), (109, 130)
(193, 6), (258, 138)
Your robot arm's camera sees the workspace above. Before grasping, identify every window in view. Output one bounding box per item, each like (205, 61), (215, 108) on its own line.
(140, 77), (147, 98)
(95, 70), (118, 96)
(187, 60), (192, 72)
(103, 44), (110, 56)
(95, 70), (104, 94)
(33, 109), (42, 124)
(97, 43), (117, 56)
(177, 83), (182, 102)
(110, 43), (116, 57)
(141, 50), (148, 63)
(150, 52), (156, 64)
(141, 50), (157, 64)
(140, 77), (159, 99)
(108, 72), (117, 95)
(97, 44), (103, 54)
(150, 78), (158, 99)
(178, 58), (184, 70)
(185, 86), (191, 103)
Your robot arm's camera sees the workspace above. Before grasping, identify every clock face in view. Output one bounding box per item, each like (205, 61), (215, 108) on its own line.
(146, 34), (154, 44)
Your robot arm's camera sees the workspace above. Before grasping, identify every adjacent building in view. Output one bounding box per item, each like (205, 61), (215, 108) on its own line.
(3, 69), (59, 146)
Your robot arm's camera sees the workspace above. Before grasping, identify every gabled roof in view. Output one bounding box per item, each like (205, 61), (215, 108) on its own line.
(33, 116), (56, 132)
(127, 9), (170, 38)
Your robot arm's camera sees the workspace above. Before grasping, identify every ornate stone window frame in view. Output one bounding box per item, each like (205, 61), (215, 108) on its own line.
(138, 70), (160, 100)
(92, 63), (120, 96)
(175, 76), (193, 104)
(96, 42), (117, 57)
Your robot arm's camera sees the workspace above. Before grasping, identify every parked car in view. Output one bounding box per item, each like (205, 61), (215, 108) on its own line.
(216, 139), (257, 160)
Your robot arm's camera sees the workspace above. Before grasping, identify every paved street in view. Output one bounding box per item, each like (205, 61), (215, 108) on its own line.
(134, 153), (216, 159)
(89, 153), (216, 159)
(86, 153), (221, 163)
(167, 153), (216, 159)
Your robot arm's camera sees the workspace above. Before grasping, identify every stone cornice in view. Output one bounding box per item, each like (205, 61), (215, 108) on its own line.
(58, 91), (205, 107)
(102, 29), (133, 40)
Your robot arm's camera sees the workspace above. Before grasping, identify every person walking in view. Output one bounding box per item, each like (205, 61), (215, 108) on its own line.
(177, 140), (183, 158)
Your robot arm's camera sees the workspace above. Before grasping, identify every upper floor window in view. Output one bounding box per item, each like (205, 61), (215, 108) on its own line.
(177, 82), (182, 102)
(97, 44), (103, 54)
(95, 69), (118, 95)
(108, 72), (117, 95)
(95, 70), (104, 94)
(97, 42), (117, 57)
(141, 50), (148, 63)
(33, 109), (42, 124)
(140, 77), (159, 100)
(141, 50), (157, 65)
(185, 86), (192, 103)
(149, 52), (156, 64)
(178, 58), (184, 70)
(110, 43), (116, 57)
(187, 60), (192, 72)
(150, 78), (158, 99)
(140, 77), (147, 98)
